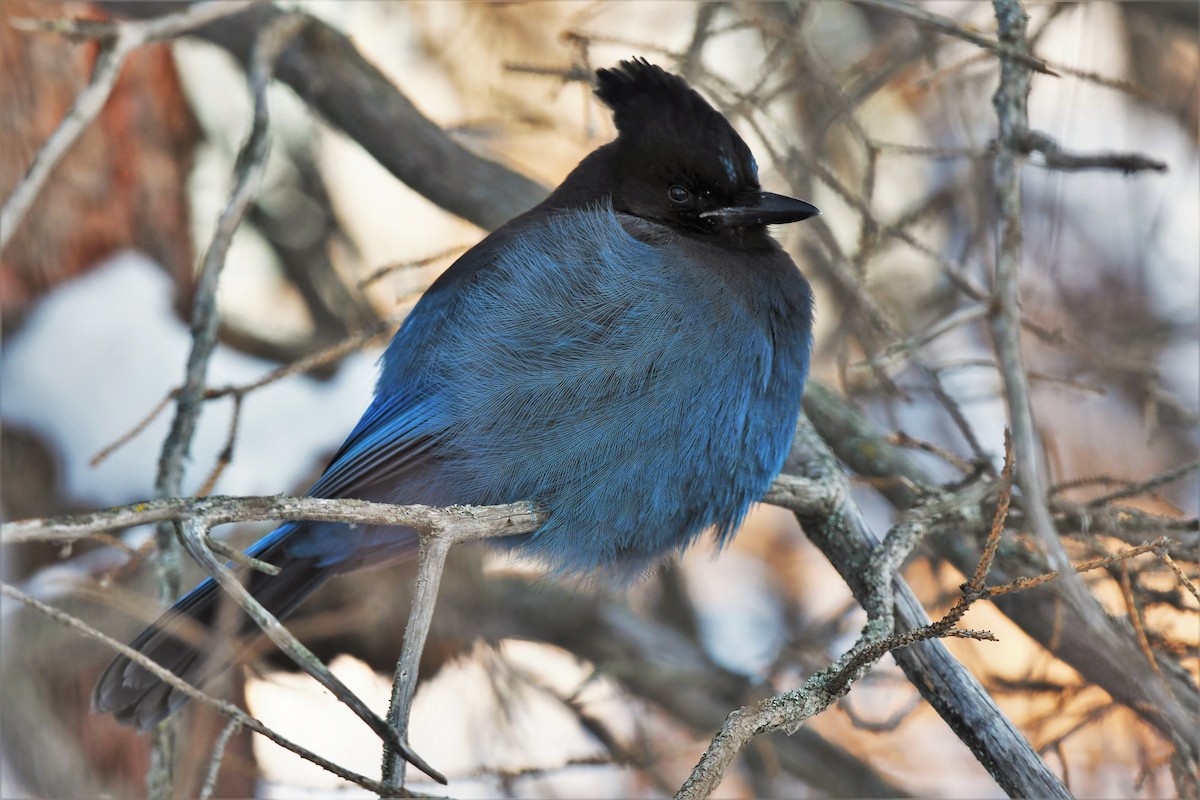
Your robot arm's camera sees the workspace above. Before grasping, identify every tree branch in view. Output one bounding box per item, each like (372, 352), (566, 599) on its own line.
(173, 516), (446, 784)
(0, 0), (261, 255)
(777, 417), (1071, 799)
(1, 495), (544, 546)
(95, 0), (551, 230)
(856, 0), (1057, 76)
(0, 581), (407, 797)
(1015, 128), (1168, 174)
(802, 381), (1199, 763)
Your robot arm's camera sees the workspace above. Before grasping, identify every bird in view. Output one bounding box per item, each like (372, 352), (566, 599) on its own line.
(94, 57), (818, 744)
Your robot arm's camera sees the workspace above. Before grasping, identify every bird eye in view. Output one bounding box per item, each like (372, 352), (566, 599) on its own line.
(668, 185), (690, 204)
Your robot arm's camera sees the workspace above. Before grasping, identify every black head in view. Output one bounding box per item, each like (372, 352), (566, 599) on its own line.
(593, 59), (817, 240)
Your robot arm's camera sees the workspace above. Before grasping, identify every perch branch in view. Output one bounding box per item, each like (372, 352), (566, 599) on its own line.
(1, 495), (544, 546)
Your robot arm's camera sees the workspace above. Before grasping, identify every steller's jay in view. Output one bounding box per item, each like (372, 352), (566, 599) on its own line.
(94, 59), (818, 733)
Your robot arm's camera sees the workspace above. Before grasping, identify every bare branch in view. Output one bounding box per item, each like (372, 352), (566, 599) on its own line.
(141, 16), (306, 790)
(761, 418), (1068, 798)
(802, 380), (1199, 772)
(1016, 129), (1168, 174)
(96, 0), (551, 229)
(196, 719), (241, 800)
(1, 495), (544, 547)
(1087, 459), (1200, 507)
(676, 440), (1016, 800)
(856, 0), (1057, 75)
(381, 535), (453, 789)
(173, 516), (446, 784)
(0, 0), (260, 254)
(0, 582), (407, 796)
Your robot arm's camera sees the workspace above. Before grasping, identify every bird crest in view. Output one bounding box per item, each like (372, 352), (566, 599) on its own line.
(594, 58), (758, 190)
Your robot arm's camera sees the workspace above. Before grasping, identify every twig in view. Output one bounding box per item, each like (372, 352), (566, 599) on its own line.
(381, 535), (453, 789)
(0, 582), (406, 797)
(1015, 129), (1168, 174)
(1087, 459), (1200, 508)
(0, 37), (123, 256)
(985, 20), (1198, 768)
(91, 317), (396, 469)
(980, 536), (1171, 598)
(929, 359), (1108, 396)
(968, 430), (1014, 592)
(153, 5), (303, 589)
(196, 718), (241, 800)
(145, 16), (305, 792)
(502, 61), (593, 83)
(1044, 60), (1172, 112)
(358, 245), (471, 289)
(174, 516), (447, 784)
(852, 301), (989, 371)
(989, 0), (1083, 587)
(887, 432), (975, 473)
(97, 0), (550, 230)
(1118, 563), (1163, 679)
(0, 0), (260, 254)
(90, 394), (173, 467)
(195, 394), (242, 497)
(679, 420), (1068, 799)
(679, 1), (723, 80)
(803, 381), (1199, 755)
(676, 480), (1005, 800)
(856, 0), (1057, 76)
(1157, 548), (1199, 604)
(873, 141), (995, 160)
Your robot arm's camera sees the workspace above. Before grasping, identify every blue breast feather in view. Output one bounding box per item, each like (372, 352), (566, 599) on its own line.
(291, 203), (811, 576)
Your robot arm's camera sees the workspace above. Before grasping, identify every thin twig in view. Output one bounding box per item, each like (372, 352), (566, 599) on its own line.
(174, 517), (447, 784)
(90, 394), (173, 467)
(196, 718), (241, 800)
(1016, 129), (1168, 174)
(856, 0), (1057, 75)
(91, 317), (396, 469)
(1087, 459), (1200, 508)
(1118, 563), (1163, 679)
(358, 246), (470, 289)
(675, 439), (1017, 800)
(887, 432), (975, 473)
(0, 581), (405, 796)
(145, 16), (305, 792)
(980, 537), (1172, 599)
(852, 301), (989, 371)
(0, 0), (260, 254)
(153, 6), (303, 590)
(381, 535), (454, 790)
(989, 0), (1081, 583)
(968, 430), (1015, 593)
(1157, 548), (1199, 604)
(196, 394), (243, 497)
(0, 36), (124, 255)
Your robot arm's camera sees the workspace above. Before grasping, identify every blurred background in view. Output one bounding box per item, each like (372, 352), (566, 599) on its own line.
(1, 1), (1196, 798)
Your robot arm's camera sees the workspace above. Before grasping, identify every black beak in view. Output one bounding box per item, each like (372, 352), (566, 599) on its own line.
(700, 191), (820, 229)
